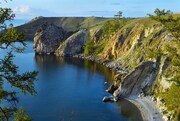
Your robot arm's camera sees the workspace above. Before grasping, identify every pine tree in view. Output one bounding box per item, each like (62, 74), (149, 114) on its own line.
(0, 1), (38, 120)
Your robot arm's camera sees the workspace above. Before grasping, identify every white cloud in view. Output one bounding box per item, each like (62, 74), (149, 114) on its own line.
(13, 5), (31, 14)
(11, 5), (60, 19)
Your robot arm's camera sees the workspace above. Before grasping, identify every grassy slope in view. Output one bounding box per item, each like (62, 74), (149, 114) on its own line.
(16, 16), (109, 40)
(87, 15), (180, 120)
(17, 15), (179, 120)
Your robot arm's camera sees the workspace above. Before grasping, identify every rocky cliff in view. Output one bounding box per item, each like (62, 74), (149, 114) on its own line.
(16, 17), (108, 40)
(85, 17), (179, 121)
(33, 22), (68, 54)
(33, 15), (179, 121)
(113, 60), (160, 98)
(55, 29), (89, 56)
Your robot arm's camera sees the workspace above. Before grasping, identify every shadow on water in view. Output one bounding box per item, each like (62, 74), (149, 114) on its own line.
(118, 99), (143, 121)
(34, 54), (116, 83)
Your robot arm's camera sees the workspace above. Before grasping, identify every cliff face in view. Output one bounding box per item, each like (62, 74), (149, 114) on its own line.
(86, 17), (179, 121)
(55, 29), (89, 56)
(32, 15), (179, 121)
(88, 18), (172, 79)
(113, 61), (160, 98)
(33, 22), (68, 54)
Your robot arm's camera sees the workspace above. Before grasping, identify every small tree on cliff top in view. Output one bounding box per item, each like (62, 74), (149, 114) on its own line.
(114, 11), (123, 19)
(148, 8), (179, 40)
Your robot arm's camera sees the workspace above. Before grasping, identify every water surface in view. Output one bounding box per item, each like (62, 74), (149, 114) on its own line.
(0, 42), (143, 121)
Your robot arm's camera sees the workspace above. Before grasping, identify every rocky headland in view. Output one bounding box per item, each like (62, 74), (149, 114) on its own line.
(30, 15), (180, 121)
(33, 22), (69, 54)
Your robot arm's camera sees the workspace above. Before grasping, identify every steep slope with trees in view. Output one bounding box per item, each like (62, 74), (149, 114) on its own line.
(14, 7), (180, 121)
(82, 9), (179, 121)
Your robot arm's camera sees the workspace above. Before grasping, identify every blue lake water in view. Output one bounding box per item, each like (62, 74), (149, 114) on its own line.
(0, 42), (143, 121)
(5, 19), (30, 27)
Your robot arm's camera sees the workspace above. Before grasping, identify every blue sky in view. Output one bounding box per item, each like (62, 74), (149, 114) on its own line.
(1, 0), (180, 19)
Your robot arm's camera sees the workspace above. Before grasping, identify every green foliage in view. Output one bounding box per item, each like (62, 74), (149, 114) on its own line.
(93, 43), (106, 55)
(158, 84), (180, 121)
(0, 107), (16, 120)
(81, 17), (108, 30)
(0, 4), (38, 120)
(147, 8), (172, 17)
(0, 51), (38, 94)
(163, 42), (180, 85)
(0, 27), (25, 46)
(84, 36), (106, 55)
(102, 19), (126, 37)
(148, 9), (180, 121)
(148, 8), (180, 41)
(114, 11), (123, 19)
(130, 48), (142, 69)
(0, 8), (15, 26)
(146, 48), (162, 60)
(13, 107), (31, 121)
(148, 9), (180, 84)
(84, 35), (94, 54)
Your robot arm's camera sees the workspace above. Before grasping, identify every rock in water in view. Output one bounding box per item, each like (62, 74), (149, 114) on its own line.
(102, 96), (119, 102)
(55, 29), (89, 56)
(106, 84), (118, 94)
(102, 96), (112, 102)
(33, 22), (67, 54)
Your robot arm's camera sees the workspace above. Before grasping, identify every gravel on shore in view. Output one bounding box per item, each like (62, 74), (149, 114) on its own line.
(73, 54), (164, 121)
(128, 96), (163, 121)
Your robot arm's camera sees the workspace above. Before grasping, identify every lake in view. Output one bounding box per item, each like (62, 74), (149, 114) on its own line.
(0, 42), (143, 121)
(5, 19), (30, 27)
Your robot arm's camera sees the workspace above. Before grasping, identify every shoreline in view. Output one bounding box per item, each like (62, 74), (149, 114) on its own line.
(72, 54), (164, 121)
(128, 96), (163, 121)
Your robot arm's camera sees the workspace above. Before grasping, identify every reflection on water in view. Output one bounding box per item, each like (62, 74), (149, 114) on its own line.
(1, 42), (143, 121)
(118, 100), (143, 121)
(33, 54), (142, 121)
(35, 54), (116, 84)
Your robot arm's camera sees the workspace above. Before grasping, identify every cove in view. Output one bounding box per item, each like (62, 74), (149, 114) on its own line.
(1, 42), (143, 121)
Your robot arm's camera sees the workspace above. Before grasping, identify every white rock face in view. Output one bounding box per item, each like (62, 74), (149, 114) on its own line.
(55, 29), (89, 56)
(33, 22), (67, 54)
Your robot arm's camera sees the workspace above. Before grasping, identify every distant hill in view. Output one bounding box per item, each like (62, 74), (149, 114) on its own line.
(16, 16), (109, 40)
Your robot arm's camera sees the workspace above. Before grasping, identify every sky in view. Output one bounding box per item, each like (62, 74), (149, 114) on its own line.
(1, 0), (180, 19)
